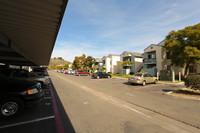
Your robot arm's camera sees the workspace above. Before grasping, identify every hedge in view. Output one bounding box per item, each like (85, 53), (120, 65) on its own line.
(184, 75), (200, 90)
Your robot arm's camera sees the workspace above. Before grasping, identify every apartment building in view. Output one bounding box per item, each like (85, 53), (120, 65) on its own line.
(102, 54), (120, 74)
(120, 51), (143, 74)
(142, 40), (200, 76)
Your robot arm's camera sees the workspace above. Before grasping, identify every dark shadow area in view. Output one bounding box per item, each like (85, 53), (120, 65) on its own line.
(123, 82), (142, 86)
(162, 89), (176, 92)
(49, 79), (76, 133)
(174, 90), (200, 96)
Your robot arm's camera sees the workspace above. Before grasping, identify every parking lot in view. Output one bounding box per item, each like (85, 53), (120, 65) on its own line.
(1, 72), (199, 133)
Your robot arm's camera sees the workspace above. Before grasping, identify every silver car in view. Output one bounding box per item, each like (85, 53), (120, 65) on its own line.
(128, 73), (158, 86)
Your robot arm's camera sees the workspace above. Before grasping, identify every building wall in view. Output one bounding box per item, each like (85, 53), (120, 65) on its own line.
(105, 57), (111, 73)
(110, 55), (120, 74)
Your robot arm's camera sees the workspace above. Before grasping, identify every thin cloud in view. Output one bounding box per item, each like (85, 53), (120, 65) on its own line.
(52, 0), (200, 62)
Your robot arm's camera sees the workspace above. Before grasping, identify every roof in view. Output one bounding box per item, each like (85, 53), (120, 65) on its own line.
(143, 39), (166, 52)
(108, 54), (120, 57)
(0, 0), (68, 66)
(121, 51), (142, 57)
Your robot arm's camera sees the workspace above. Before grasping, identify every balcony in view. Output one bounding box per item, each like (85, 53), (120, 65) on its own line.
(142, 68), (157, 76)
(143, 58), (156, 64)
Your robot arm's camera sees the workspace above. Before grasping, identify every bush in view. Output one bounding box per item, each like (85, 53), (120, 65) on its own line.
(184, 75), (200, 90)
(129, 72), (134, 75)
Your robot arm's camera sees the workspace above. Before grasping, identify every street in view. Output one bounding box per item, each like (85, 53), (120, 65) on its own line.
(49, 71), (200, 133)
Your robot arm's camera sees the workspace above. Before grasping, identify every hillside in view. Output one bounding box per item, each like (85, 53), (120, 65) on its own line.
(49, 57), (71, 66)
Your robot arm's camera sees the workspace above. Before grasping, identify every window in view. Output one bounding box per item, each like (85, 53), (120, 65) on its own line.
(167, 52), (170, 59)
(148, 54), (151, 59)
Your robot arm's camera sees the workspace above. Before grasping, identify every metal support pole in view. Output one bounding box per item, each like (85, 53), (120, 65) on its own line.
(172, 71), (175, 82)
(157, 71), (159, 80)
(179, 72), (181, 81)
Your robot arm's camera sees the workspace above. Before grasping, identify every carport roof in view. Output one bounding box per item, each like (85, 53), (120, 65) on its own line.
(0, 0), (68, 66)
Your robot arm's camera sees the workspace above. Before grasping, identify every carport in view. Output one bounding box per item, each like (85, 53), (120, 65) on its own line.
(0, 0), (68, 66)
(0, 1), (73, 133)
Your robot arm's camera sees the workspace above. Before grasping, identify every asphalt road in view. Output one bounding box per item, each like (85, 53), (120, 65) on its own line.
(49, 71), (200, 133)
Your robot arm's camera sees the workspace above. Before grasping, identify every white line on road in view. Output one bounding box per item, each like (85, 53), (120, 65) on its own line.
(123, 105), (152, 119)
(125, 93), (135, 97)
(43, 97), (52, 99)
(0, 116), (55, 129)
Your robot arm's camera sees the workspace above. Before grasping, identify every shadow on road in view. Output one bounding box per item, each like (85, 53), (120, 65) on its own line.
(50, 79), (76, 133)
(162, 89), (176, 92)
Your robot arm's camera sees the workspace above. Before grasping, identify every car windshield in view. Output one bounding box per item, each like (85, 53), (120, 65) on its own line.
(134, 73), (142, 77)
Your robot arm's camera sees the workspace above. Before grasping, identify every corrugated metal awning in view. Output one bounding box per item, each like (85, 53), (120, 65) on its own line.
(0, 0), (68, 66)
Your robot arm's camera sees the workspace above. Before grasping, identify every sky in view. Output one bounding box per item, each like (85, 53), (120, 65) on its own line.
(51, 0), (200, 62)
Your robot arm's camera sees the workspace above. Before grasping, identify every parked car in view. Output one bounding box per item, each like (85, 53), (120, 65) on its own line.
(92, 72), (111, 79)
(64, 70), (69, 74)
(32, 67), (47, 76)
(128, 73), (158, 86)
(75, 71), (90, 76)
(0, 68), (49, 89)
(0, 74), (44, 118)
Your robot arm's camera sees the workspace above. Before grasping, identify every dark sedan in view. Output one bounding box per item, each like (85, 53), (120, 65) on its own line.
(0, 74), (44, 118)
(0, 68), (49, 89)
(91, 72), (111, 79)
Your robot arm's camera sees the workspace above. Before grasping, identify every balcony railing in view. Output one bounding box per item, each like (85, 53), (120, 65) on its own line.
(143, 58), (156, 64)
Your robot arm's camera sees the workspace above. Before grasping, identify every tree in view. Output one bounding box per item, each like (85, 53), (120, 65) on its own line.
(85, 56), (95, 71)
(120, 60), (133, 69)
(101, 66), (106, 72)
(72, 54), (86, 70)
(165, 23), (200, 76)
(63, 64), (69, 70)
(55, 65), (63, 70)
(91, 66), (98, 73)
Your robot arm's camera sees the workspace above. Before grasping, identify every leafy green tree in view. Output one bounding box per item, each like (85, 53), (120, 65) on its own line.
(101, 66), (106, 72)
(63, 64), (69, 70)
(91, 66), (98, 73)
(165, 23), (200, 76)
(121, 60), (133, 69)
(85, 56), (95, 71)
(55, 65), (63, 70)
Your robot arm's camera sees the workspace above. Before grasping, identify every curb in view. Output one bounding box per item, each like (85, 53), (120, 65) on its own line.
(113, 76), (184, 85)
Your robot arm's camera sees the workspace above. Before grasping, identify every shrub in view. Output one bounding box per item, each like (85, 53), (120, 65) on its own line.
(184, 75), (200, 90)
(129, 72), (134, 75)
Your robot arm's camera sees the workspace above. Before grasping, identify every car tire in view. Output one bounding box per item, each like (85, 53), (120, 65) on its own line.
(154, 79), (158, 84)
(0, 97), (24, 118)
(142, 81), (146, 86)
(108, 75), (111, 78)
(97, 76), (100, 79)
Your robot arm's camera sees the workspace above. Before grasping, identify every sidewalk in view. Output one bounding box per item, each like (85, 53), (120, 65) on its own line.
(112, 76), (184, 85)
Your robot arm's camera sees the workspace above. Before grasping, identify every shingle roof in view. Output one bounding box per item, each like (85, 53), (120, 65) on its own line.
(121, 51), (142, 57)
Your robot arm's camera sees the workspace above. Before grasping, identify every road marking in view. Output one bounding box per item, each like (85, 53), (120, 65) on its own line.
(0, 116), (55, 129)
(82, 101), (89, 105)
(43, 97), (52, 99)
(123, 105), (152, 119)
(125, 93), (135, 97)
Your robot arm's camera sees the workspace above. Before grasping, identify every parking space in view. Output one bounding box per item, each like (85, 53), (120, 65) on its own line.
(68, 74), (184, 95)
(0, 82), (56, 133)
(59, 72), (184, 96)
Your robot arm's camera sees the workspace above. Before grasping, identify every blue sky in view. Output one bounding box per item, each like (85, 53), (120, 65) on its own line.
(51, 0), (200, 62)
